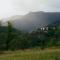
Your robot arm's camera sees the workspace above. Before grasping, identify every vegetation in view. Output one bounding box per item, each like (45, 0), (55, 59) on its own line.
(0, 21), (60, 50)
(0, 20), (59, 60)
(0, 48), (60, 60)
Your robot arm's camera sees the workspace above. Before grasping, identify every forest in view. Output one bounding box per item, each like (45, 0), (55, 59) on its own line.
(0, 21), (60, 51)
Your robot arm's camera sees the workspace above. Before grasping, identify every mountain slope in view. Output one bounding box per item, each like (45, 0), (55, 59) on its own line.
(3, 11), (60, 32)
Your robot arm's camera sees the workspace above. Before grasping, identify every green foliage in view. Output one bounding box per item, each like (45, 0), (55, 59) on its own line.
(0, 20), (60, 50)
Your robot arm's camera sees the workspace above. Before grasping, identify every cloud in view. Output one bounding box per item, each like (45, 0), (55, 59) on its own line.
(12, 0), (60, 12)
(0, 0), (60, 18)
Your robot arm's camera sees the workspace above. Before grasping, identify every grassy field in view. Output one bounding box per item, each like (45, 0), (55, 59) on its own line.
(0, 48), (60, 60)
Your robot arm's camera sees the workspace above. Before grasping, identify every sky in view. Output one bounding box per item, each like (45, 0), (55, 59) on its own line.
(0, 0), (60, 18)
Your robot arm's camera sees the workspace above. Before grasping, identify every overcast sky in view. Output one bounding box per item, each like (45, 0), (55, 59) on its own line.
(0, 0), (60, 18)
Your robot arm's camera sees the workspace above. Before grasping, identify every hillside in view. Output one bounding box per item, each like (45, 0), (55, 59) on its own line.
(2, 11), (60, 32)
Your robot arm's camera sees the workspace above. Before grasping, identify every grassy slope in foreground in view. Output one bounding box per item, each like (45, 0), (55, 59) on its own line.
(0, 48), (60, 60)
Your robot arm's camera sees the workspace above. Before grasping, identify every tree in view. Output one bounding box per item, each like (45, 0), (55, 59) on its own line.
(6, 21), (13, 50)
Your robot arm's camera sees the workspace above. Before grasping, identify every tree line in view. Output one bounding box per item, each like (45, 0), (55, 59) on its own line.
(0, 21), (60, 51)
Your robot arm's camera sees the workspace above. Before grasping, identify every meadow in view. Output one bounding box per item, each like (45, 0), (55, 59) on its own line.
(0, 48), (60, 60)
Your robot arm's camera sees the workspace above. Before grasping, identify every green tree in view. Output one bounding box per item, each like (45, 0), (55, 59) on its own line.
(6, 21), (13, 50)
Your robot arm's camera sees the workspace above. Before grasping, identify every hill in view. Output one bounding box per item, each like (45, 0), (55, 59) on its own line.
(2, 11), (60, 32)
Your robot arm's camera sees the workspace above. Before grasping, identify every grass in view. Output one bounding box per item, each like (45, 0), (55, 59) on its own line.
(0, 48), (60, 60)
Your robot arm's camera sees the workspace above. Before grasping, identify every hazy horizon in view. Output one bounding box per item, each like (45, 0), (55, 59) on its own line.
(0, 0), (60, 19)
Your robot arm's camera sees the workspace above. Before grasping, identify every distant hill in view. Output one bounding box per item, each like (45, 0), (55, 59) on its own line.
(48, 20), (60, 27)
(2, 11), (60, 32)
